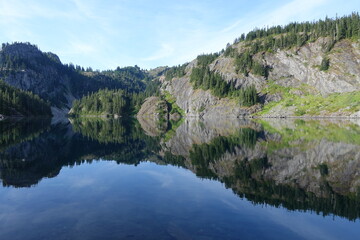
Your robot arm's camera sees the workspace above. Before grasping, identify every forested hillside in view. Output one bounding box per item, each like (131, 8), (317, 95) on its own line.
(0, 43), (151, 110)
(70, 79), (160, 116)
(0, 80), (51, 117)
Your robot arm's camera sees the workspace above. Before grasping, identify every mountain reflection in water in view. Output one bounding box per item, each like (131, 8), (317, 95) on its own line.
(0, 117), (360, 224)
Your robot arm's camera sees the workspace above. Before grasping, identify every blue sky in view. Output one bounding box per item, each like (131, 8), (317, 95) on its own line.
(0, 0), (359, 70)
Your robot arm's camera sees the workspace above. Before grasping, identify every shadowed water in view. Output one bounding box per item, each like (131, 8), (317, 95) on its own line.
(0, 117), (359, 239)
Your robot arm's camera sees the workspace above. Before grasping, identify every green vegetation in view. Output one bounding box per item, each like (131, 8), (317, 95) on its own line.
(0, 80), (51, 117)
(71, 89), (129, 116)
(68, 65), (149, 99)
(320, 57), (330, 71)
(196, 53), (219, 67)
(233, 49), (270, 77)
(0, 43), (154, 108)
(190, 54), (260, 106)
(162, 91), (185, 116)
(164, 63), (188, 81)
(71, 77), (161, 116)
(259, 81), (360, 116)
(223, 13), (360, 77)
(230, 13), (360, 52)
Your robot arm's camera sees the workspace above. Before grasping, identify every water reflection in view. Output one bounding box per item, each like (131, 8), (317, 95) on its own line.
(0, 117), (359, 221)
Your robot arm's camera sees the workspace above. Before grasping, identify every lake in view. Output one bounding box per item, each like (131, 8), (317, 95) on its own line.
(0, 117), (359, 240)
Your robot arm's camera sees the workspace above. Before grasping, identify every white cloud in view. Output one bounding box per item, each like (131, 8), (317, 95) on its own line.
(142, 43), (175, 61)
(70, 42), (97, 55)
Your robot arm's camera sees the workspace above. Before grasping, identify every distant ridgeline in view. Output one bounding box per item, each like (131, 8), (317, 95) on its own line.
(0, 42), (158, 115)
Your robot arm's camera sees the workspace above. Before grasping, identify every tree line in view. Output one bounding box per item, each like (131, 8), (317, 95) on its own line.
(223, 13), (360, 76)
(71, 78), (161, 116)
(0, 42), (152, 107)
(164, 63), (188, 81)
(0, 80), (51, 117)
(230, 12), (360, 48)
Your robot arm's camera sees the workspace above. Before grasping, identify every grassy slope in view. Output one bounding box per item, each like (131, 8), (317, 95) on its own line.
(257, 81), (360, 116)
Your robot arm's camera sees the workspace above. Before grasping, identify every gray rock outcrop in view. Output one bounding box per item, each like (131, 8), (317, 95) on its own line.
(161, 38), (360, 118)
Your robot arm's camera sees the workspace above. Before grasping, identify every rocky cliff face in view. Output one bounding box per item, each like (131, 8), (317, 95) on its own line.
(160, 38), (360, 118)
(0, 43), (75, 112)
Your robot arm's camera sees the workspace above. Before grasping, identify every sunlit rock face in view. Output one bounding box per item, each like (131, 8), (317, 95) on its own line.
(161, 38), (360, 118)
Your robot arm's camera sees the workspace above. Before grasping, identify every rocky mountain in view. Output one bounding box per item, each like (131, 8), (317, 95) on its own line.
(154, 14), (360, 119)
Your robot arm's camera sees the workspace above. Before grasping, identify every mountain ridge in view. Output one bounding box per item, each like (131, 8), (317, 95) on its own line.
(0, 13), (359, 119)
(157, 13), (360, 119)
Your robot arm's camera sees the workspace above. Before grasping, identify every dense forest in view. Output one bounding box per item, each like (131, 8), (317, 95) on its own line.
(231, 12), (360, 48)
(164, 63), (188, 81)
(70, 79), (161, 116)
(71, 89), (129, 116)
(0, 80), (51, 117)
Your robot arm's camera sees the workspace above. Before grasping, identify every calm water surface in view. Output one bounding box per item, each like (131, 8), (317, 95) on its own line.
(0, 118), (359, 240)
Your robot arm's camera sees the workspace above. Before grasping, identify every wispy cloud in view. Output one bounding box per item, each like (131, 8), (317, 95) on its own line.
(142, 43), (175, 61)
(69, 42), (98, 55)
